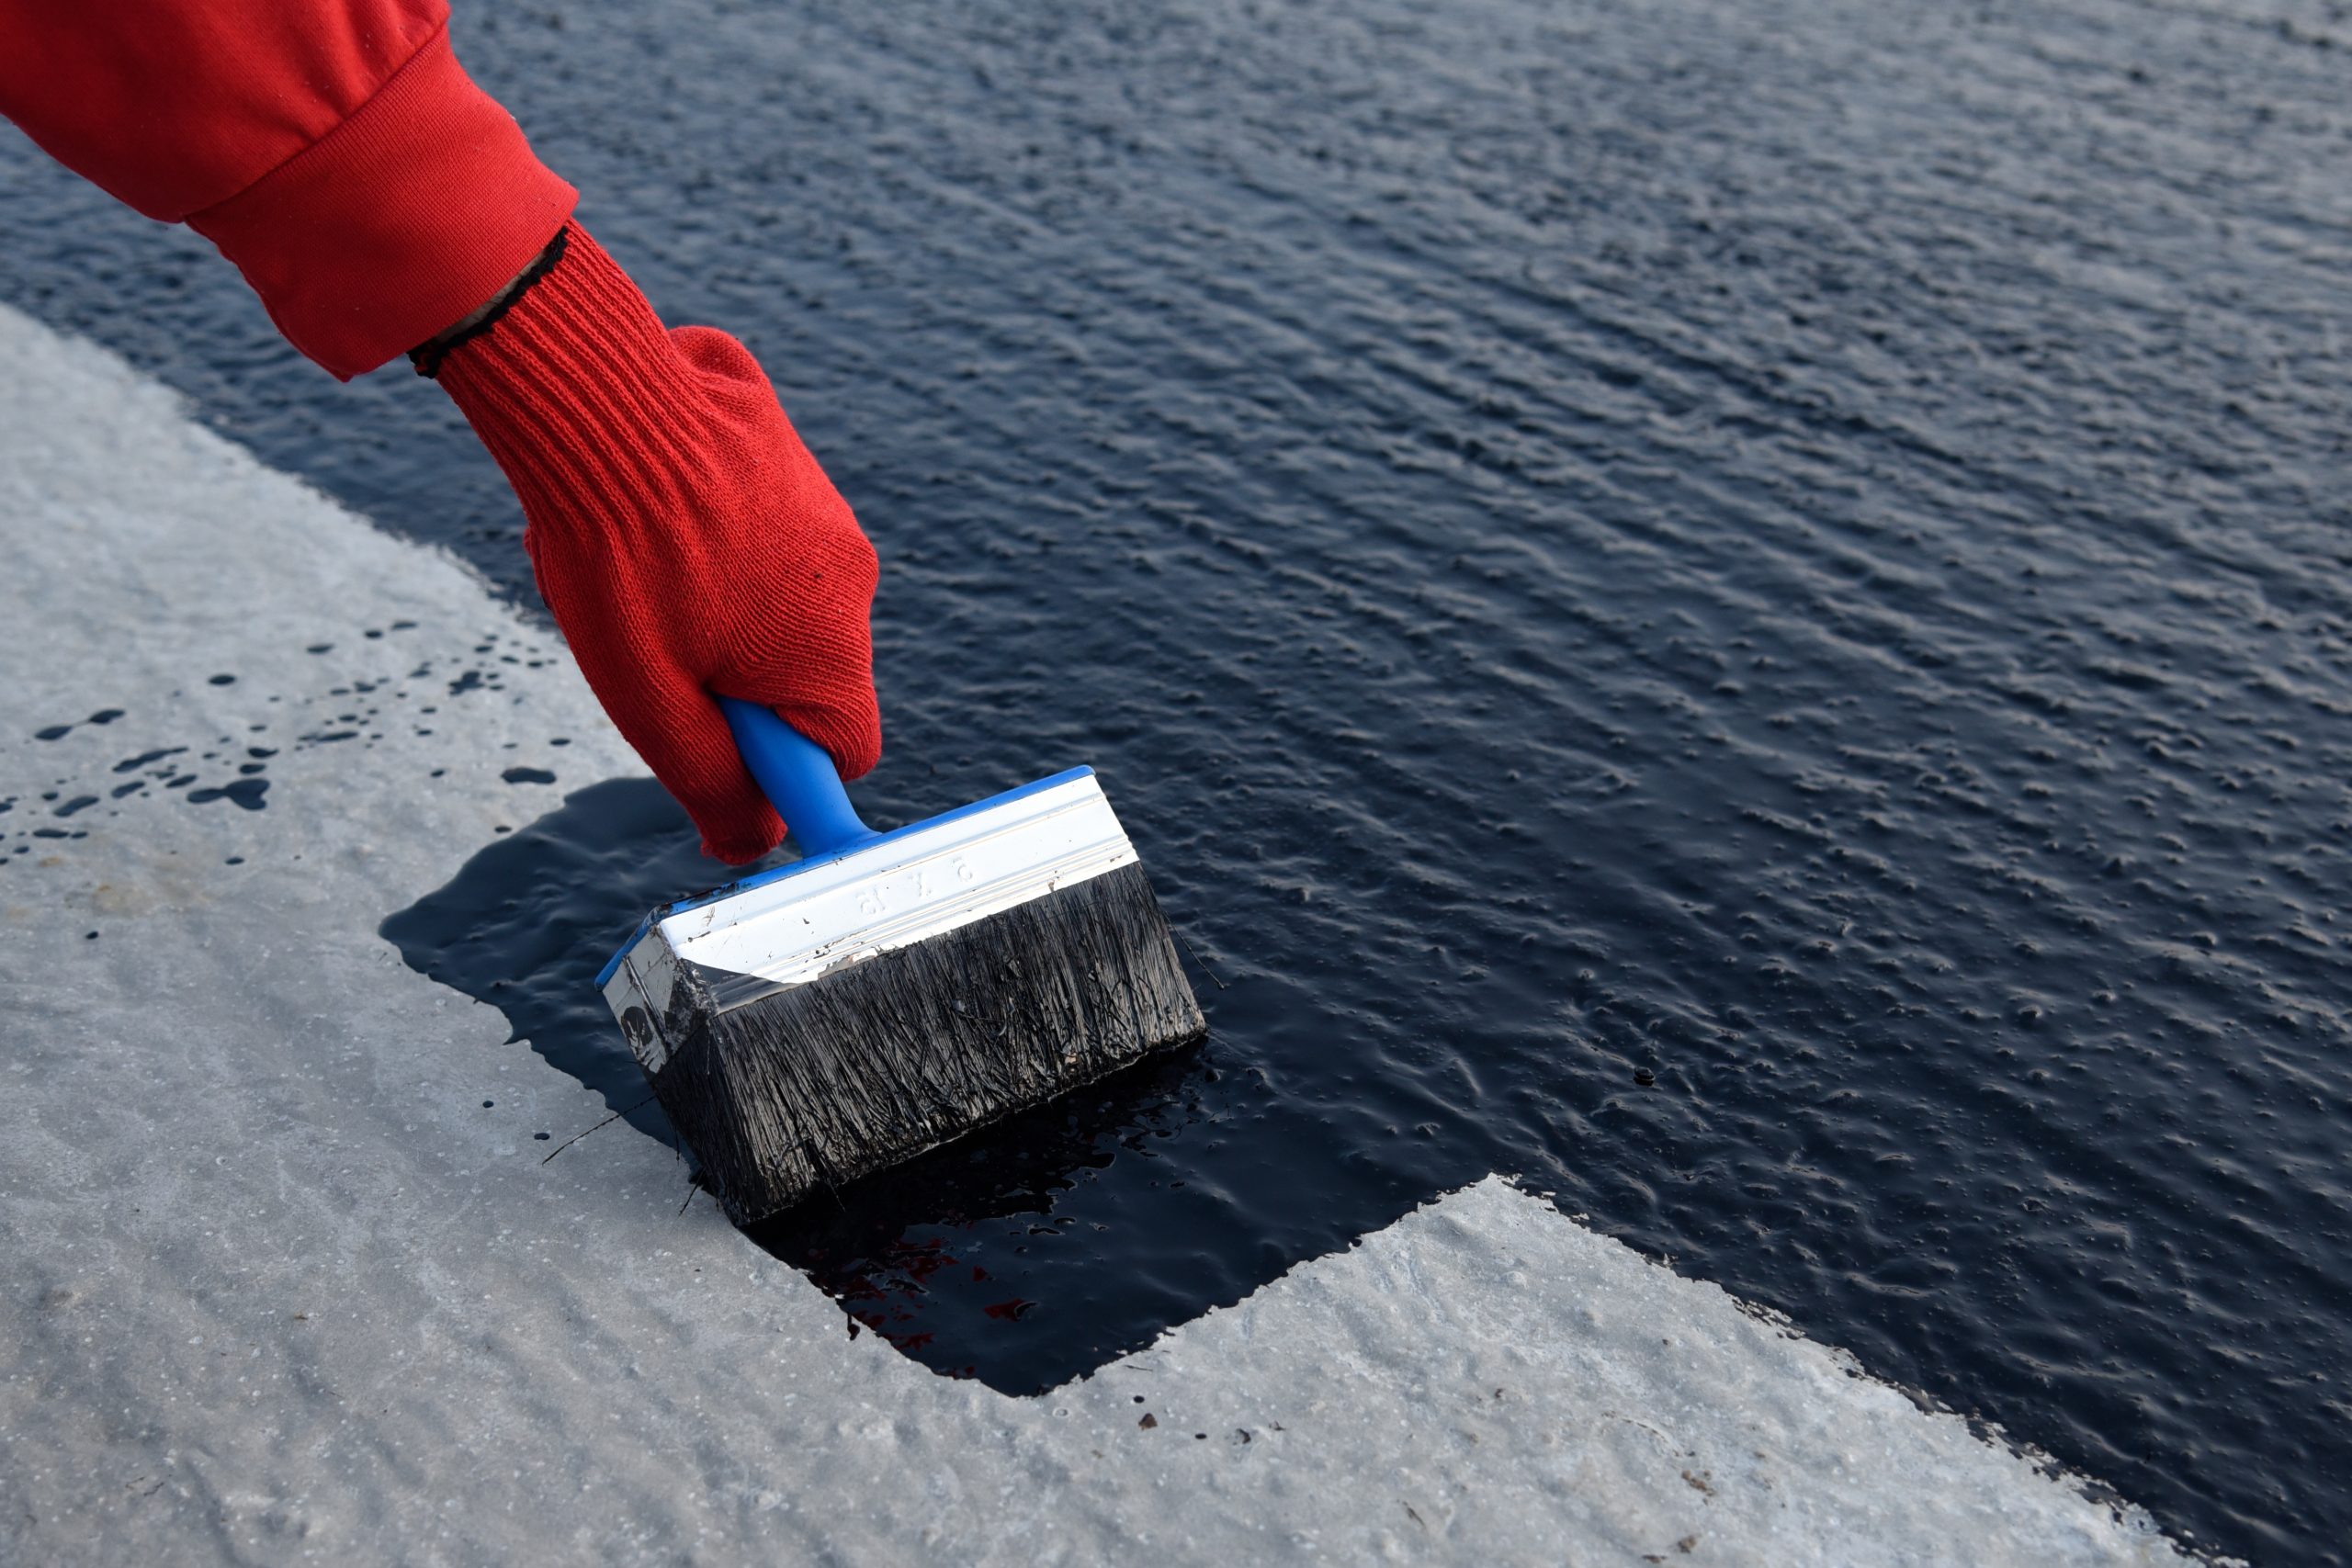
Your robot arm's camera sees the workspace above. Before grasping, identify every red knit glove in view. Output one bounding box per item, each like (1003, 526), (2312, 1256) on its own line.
(430, 224), (882, 863)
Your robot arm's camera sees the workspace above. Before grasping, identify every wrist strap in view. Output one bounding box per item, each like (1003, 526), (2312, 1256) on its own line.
(407, 225), (572, 378)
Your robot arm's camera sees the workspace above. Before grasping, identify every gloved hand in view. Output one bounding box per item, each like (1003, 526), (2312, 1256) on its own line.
(428, 223), (882, 863)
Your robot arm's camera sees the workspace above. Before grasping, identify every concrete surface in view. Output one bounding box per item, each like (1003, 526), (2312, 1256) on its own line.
(0, 307), (2204, 1564)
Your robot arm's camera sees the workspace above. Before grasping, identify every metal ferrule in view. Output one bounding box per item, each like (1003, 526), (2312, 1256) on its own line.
(599, 769), (1138, 1076)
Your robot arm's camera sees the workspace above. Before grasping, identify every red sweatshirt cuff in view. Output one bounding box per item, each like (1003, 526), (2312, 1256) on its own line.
(185, 24), (576, 381)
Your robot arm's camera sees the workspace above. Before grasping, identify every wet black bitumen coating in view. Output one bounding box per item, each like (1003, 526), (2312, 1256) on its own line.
(381, 781), (697, 1150)
(382, 784), (1232, 1377)
(15, 2), (2352, 1558)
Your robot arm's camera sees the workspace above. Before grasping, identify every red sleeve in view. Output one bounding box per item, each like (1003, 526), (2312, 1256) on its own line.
(0, 1), (577, 379)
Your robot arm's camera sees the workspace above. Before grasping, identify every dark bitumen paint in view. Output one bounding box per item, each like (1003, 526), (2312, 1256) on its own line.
(379, 779), (1225, 1379)
(186, 778), (269, 811)
(31, 711), (123, 743)
(381, 781), (722, 1151)
(13, 1), (2352, 1557)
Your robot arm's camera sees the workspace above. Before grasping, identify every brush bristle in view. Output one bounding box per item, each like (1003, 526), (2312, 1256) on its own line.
(646, 861), (1205, 1224)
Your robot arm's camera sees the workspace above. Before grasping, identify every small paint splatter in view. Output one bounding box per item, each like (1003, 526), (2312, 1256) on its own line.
(187, 778), (269, 811)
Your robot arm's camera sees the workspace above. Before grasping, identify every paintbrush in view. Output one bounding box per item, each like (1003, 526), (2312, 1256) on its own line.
(598, 698), (1204, 1224)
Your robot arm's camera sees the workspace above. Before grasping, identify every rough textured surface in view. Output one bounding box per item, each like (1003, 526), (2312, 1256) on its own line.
(0, 309), (2201, 1564)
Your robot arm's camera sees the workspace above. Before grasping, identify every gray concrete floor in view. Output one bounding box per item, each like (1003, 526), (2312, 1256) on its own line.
(0, 308), (2202, 1565)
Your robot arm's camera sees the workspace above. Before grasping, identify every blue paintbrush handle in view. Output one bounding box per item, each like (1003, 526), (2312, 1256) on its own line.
(718, 696), (879, 857)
